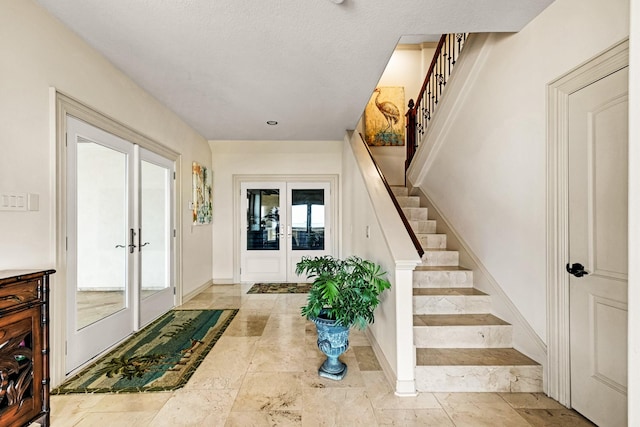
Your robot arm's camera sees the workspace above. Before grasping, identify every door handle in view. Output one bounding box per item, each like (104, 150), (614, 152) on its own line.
(137, 228), (150, 250)
(566, 262), (589, 277)
(129, 228), (137, 253)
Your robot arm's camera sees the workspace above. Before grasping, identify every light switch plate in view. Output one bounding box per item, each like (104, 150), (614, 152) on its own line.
(0, 192), (27, 211)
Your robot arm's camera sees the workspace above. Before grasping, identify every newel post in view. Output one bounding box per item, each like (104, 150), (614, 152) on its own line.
(405, 99), (417, 172)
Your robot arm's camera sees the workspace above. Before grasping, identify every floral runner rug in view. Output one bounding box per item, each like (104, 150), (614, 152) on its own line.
(246, 283), (311, 294)
(52, 309), (238, 394)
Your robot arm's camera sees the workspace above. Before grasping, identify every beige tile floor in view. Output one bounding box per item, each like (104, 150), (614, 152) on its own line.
(51, 283), (596, 426)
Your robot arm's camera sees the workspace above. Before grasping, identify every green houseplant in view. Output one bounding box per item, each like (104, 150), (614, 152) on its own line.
(295, 255), (391, 380)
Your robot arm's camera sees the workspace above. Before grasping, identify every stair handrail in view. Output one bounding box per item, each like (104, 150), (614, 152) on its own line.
(360, 134), (424, 257)
(406, 33), (468, 170)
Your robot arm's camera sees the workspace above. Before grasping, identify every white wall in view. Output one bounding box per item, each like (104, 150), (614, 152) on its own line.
(360, 45), (434, 186)
(0, 1), (213, 294)
(209, 140), (343, 282)
(342, 132), (421, 393)
(342, 135), (399, 376)
(409, 0), (629, 342)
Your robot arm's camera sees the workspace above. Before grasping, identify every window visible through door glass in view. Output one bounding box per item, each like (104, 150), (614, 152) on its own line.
(291, 189), (324, 250)
(246, 189), (280, 250)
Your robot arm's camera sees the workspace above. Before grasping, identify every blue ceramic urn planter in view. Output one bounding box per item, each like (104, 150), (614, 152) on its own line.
(313, 314), (350, 380)
(296, 255), (392, 382)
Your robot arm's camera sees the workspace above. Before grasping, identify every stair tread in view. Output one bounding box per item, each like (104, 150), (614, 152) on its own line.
(413, 288), (487, 296)
(416, 348), (539, 366)
(414, 313), (509, 326)
(414, 265), (469, 271)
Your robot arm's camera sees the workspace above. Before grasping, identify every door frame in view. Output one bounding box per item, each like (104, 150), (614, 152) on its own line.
(233, 174), (339, 283)
(546, 39), (629, 406)
(53, 91), (182, 385)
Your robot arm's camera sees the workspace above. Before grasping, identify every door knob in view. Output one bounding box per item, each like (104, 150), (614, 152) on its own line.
(566, 262), (589, 277)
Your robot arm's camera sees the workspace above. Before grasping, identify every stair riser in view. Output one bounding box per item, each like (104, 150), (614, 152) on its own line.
(417, 234), (447, 249)
(420, 251), (459, 267)
(396, 196), (420, 208)
(409, 220), (437, 234)
(415, 365), (543, 393)
(413, 295), (491, 314)
(402, 207), (429, 220)
(414, 325), (513, 348)
(391, 187), (408, 197)
(413, 269), (471, 287)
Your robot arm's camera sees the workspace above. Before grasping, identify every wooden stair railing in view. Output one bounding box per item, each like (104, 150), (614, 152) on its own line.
(360, 134), (424, 258)
(406, 33), (468, 170)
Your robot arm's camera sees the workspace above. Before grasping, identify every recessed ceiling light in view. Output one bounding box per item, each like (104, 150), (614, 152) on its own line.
(266, 121), (278, 125)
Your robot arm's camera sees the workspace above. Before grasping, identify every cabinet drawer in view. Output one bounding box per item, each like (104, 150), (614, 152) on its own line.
(0, 279), (39, 309)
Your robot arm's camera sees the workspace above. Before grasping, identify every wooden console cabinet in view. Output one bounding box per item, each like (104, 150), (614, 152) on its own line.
(0, 270), (54, 427)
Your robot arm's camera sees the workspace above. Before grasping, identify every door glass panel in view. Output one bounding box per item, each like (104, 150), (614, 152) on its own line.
(76, 140), (127, 330)
(140, 160), (170, 300)
(291, 189), (325, 250)
(246, 189), (280, 250)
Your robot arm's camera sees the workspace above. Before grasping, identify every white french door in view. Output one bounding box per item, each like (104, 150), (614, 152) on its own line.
(240, 181), (332, 282)
(66, 116), (175, 373)
(139, 148), (175, 326)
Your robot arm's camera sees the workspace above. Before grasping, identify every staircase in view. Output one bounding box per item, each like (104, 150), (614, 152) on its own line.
(391, 185), (543, 393)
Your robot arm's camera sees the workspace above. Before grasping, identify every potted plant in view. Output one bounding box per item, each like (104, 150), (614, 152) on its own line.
(295, 255), (391, 380)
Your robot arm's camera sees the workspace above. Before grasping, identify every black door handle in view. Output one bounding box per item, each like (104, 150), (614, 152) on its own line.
(566, 263), (589, 277)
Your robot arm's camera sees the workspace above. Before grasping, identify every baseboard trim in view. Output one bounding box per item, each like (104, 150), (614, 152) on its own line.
(364, 327), (417, 396)
(211, 278), (235, 285)
(182, 279), (213, 303)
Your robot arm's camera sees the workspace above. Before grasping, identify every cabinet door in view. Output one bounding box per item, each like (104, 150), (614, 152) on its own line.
(0, 306), (43, 427)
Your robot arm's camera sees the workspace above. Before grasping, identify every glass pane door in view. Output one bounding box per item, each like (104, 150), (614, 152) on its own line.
(76, 142), (128, 329)
(291, 189), (325, 251)
(66, 116), (134, 373)
(139, 148), (175, 326)
(66, 118), (176, 374)
(287, 182), (331, 281)
(240, 183), (287, 282)
(239, 180), (332, 283)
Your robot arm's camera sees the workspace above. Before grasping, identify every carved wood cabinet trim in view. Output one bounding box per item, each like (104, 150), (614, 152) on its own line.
(0, 270), (54, 427)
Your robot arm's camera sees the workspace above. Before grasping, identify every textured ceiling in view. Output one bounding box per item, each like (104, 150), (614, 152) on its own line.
(35, 0), (554, 141)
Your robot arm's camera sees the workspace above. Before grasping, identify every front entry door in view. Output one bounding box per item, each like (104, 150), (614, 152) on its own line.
(568, 66), (628, 427)
(240, 181), (332, 282)
(241, 182), (287, 282)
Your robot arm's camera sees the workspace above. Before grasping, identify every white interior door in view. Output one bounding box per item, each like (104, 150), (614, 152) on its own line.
(66, 116), (176, 374)
(240, 181), (332, 283)
(568, 66), (628, 427)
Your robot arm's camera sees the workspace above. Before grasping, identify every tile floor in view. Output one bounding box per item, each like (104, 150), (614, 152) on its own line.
(51, 283), (596, 426)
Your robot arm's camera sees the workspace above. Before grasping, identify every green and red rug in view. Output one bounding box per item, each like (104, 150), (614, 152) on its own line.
(52, 309), (237, 394)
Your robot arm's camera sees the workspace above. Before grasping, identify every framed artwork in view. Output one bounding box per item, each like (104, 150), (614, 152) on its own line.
(364, 86), (405, 146)
(192, 162), (212, 225)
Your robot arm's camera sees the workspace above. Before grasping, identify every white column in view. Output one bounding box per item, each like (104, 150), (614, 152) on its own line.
(395, 262), (418, 396)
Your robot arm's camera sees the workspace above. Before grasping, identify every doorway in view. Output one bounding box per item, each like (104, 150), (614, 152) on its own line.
(237, 177), (337, 283)
(567, 64), (628, 427)
(65, 116), (176, 373)
(547, 40), (628, 427)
